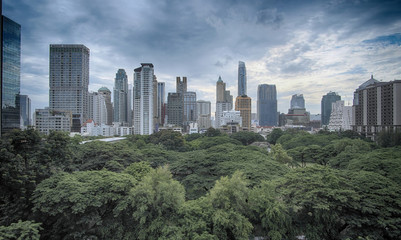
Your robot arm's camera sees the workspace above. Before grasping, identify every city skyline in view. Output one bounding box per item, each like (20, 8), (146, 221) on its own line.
(3, 0), (401, 115)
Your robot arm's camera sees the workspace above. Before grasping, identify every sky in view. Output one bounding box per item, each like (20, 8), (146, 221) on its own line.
(3, 0), (401, 115)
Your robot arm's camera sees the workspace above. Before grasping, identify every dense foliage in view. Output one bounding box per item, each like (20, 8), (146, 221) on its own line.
(1, 128), (400, 239)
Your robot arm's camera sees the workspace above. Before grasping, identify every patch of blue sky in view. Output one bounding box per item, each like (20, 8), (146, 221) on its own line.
(339, 66), (367, 75)
(362, 33), (401, 46)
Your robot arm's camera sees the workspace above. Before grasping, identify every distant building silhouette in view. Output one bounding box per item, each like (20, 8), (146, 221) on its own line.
(113, 69), (130, 125)
(20, 95), (31, 129)
(98, 87), (113, 125)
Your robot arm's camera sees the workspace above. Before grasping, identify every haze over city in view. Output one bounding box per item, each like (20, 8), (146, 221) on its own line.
(3, 0), (401, 114)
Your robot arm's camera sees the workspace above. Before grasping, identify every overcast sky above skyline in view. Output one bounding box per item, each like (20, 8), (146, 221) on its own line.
(4, 0), (401, 115)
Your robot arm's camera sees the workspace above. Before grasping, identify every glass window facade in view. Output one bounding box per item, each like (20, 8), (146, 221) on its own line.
(1, 16), (21, 135)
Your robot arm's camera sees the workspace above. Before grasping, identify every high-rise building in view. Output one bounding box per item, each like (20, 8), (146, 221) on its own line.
(157, 82), (166, 126)
(257, 84), (277, 126)
(133, 63), (155, 135)
(197, 100), (211, 131)
(328, 100), (352, 131)
(183, 92), (197, 126)
(352, 76), (401, 139)
(290, 94), (305, 109)
(220, 110), (242, 127)
(238, 61), (247, 96)
(321, 92), (341, 126)
(215, 76), (233, 128)
(113, 69), (129, 125)
(98, 87), (113, 125)
(235, 95), (251, 130)
(88, 91), (107, 125)
(49, 44), (89, 132)
(1, 16), (21, 135)
(20, 95), (31, 129)
(157, 82), (166, 125)
(176, 76), (187, 94)
(167, 92), (183, 126)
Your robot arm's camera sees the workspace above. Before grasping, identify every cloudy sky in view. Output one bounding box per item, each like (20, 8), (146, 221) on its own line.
(4, 0), (401, 115)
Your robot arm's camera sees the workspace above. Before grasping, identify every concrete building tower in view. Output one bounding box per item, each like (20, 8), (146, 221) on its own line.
(290, 94), (305, 109)
(215, 76), (233, 128)
(235, 95), (252, 130)
(98, 87), (113, 125)
(133, 63), (155, 135)
(49, 44), (89, 132)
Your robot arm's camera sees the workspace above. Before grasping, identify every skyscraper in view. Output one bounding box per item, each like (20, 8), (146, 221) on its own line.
(157, 82), (165, 126)
(183, 91), (197, 125)
(167, 92), (183, 126)
(235, 95), (251, 130)
(257, 84), (277, 126)
(321, 92), (341, 126)
(1, 16), (21, 135)
(215, 76), (233, 128)
(98, 87), (113, 125)
(290, 94), (305, 109)
(238, 61), (247, 96)
(113, 69), (129, 125)
(88, 91), (107, 125)
(133, 63), (155, 135)
(176, 76), (187, 94)
(49, 44), (89, 132)
(20, 95), (31, 129)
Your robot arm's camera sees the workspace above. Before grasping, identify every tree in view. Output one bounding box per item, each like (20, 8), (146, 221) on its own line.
(267, 128), (283, 144)
(230, 131), (265, 145)
(118, 167), (185, 239)
(206, 172), (253, 240)
(271, 143), (293, 166)
(203, 127), (222, 137)
(149, 130), (187, 151)
(0, 220), (42, 240)
(32, 170), (136, 239)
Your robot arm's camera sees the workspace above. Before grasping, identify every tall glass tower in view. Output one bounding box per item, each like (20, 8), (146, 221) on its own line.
(49, 44), (90, 132)
(1, 16), (21, 135)
(238, 61), (247, 96)
(113, 69), (129, 125)
(257, 84), (277, 126)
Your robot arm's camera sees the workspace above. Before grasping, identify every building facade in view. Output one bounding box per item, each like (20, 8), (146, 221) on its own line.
(1, 16), (21, 135)
(133, 63), (155, 135)
(20, 95), (31, 129)
(328, 100), (352, 131)
(352, 77), (401, 139)
(157, 82), (165, 126)
(113, 69), (129, 125)
(321, 92), (341, 126)
(238, 61), (247, 96)
(290, 94), (305, 109)
(235, 95), (251, 130)
(34, 108), (71, 135)
(220, 110), (242, 127)
(183, 91), (197, 126)
(167, 92), (183, 127)
(98, 87), (113, 125)
(257, 84), (277, 126)
(49, 44), (89, 132)
(88, 91), (107, 125)
(215, 76), (233, 128)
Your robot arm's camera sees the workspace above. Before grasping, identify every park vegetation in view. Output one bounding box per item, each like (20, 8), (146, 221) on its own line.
(0, 127), (400, 239)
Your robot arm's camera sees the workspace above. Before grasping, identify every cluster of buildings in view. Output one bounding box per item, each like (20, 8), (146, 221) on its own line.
(1, 14), (400, 141)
